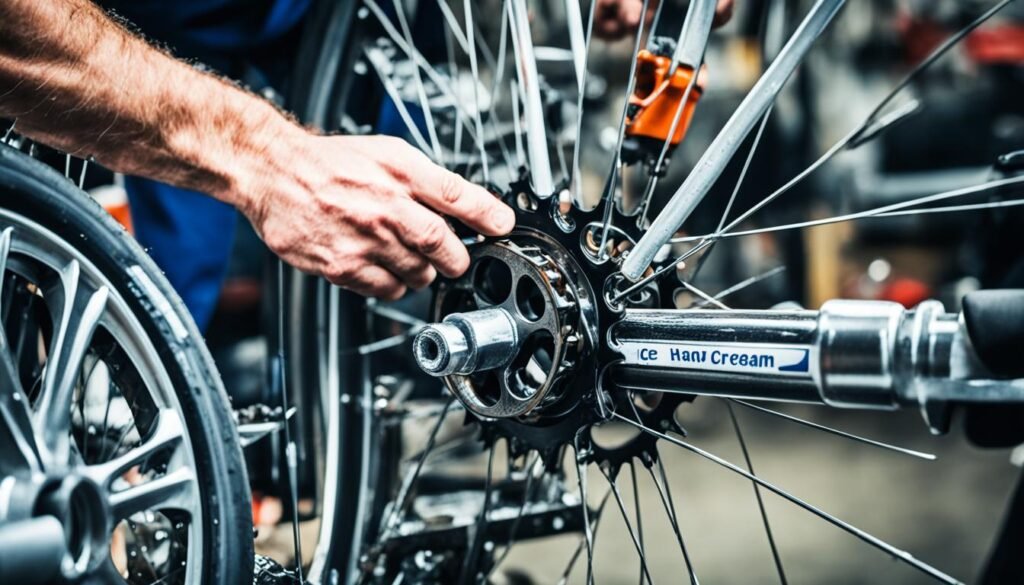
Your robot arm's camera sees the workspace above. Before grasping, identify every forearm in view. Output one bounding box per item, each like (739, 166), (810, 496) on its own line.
(0, 0), (300, 211)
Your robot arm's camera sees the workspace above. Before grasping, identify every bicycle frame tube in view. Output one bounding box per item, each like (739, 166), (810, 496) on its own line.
(610, 299), (1024, 431)
(621, 0), (848, 281)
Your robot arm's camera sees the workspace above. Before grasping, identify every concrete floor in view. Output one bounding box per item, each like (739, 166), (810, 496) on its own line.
(501, 399), (1019, 585)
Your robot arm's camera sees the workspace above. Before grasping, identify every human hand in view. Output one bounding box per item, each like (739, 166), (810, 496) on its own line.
(595, 0), (735, 40)
(240, 132), (515, 300)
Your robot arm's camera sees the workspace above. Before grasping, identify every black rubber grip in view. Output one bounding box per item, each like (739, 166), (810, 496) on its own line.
(962, 289), (1024, 378)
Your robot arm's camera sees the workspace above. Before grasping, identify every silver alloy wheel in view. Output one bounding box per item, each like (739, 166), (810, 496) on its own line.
(0, 210), (203, 585)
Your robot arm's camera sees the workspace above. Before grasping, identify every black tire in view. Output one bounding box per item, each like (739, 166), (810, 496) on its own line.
(0, 143), (254, 585)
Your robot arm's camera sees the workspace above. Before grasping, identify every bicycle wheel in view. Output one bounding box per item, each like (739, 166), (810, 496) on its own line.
(284, 1), (1024, 584)
(0, 143), (253, 584)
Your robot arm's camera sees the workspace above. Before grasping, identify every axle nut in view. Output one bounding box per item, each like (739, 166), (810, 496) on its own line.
(414, 308), (519, 377)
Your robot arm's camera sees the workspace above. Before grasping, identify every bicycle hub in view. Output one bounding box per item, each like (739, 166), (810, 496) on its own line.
(414, 232), (598, 420)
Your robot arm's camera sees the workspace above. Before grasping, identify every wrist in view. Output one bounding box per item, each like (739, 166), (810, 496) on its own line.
(197, 96), (310, 222)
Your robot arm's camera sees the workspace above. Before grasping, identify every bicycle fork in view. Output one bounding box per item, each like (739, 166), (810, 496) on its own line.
(610, 291), (1024, 433)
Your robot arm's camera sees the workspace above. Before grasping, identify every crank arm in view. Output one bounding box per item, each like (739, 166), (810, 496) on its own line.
(610, 292), (1024, 433)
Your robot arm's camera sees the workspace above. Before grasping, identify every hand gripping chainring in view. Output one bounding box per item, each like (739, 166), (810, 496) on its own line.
(430, 175), (690, 470)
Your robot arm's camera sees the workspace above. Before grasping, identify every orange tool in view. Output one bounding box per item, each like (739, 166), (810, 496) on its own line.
(626, 50), (703, 150)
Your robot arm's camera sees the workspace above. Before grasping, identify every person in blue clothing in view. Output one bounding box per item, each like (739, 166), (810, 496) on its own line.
(0, 0), (516, 326)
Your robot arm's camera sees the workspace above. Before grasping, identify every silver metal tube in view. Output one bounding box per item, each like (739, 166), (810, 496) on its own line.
(674, 0), (718, 69)
(414, 308), (519, 376)
(610, 299), (1024, 430)
(620, 0), (847, 281)
(508, 0), (556, 196)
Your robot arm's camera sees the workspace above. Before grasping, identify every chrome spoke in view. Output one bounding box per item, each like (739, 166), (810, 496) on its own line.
(364, 46), (436, 157)
(725, 402), (788, 584)
(630, 461), (649, 585)
(363, 0), (483, 146)
(688, 106), (774, 281)
(459, 445), (495, 585)
(599, 463), (655, 585)
(616, 176), (1024, 304)
(648, 453), (698, 585)
(567, 0), (596, 205)
(507, 0), (555, 195)
(689, 266), (787, 308)
(679, 280), (729, 310)
(109, 466), (197, 521)
(33, 259), (109, 466)
(463, 0), (490, 182)
(597, 0), (651, 258)
(557, 489), (611, 585)
(671, 176), (1024, 244)
(392, 0), (443, 161)
(637, 0), (717, 226)
(482, 454), (540, 583)
(573, 435), (596, 585)
(730, 399), (935, 460)
(613, 412), (963, 584)
(380, 398), (455, 540)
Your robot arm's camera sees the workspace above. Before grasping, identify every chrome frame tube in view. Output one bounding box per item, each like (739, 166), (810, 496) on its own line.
(609, 299), (1024, 430)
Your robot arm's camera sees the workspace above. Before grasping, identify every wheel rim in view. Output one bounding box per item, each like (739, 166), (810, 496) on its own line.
(0, 209), (204, 585)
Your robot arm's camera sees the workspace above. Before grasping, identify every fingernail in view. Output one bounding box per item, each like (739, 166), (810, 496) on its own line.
(493, 206), (516, 232)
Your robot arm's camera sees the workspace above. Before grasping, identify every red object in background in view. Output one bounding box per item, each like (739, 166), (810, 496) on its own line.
(897, 13), (1024, 66)
(965, 25), (1024, 65)
(879, 277), (933, 309)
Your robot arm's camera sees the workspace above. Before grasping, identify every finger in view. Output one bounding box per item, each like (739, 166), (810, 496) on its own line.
(713, 0), (734, 27)
(330, 265), (407, 301)
(397, 143), (515, 236)
(391, 201), (472, 278)
(373, 240), (438, 290)
(620, 0), (643, 29)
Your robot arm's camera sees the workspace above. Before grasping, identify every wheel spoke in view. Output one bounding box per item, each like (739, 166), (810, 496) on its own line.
(725, 402), (788, 585)
(0, 226), (39, 470)
(463, 0), (490, 183)
(557, 489), (611, 585)
(380, 398), (455, 541)
(362, 0), (484, 147)
(599, 463), (655, 584)
(596, 0), (651, 258)
(689, 266), (787, 308)
(613, 412), (963, 584)
(507, 0), (555, 195)
(392, 0), (443, 161)
(33, 259), (109, 466)
(482, 454), (540, 583)
(573, 435), (597, 585)
(84, 409), (185, 488)
(730, 399), (935, 460)
(459, 445), (495, 585)
(688, 106), (774, 282)
(671, 176), (1024, 244)
(647, 453), (699, 585)
(622, 0), (847, 282)
(567, 0), (597, 205)
(629, 461), (648, 585)
(109, 466), (197, 521)
(363, 46), (436, 157)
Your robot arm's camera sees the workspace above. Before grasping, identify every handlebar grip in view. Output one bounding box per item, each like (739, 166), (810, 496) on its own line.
(962, 289), (1024, 378)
